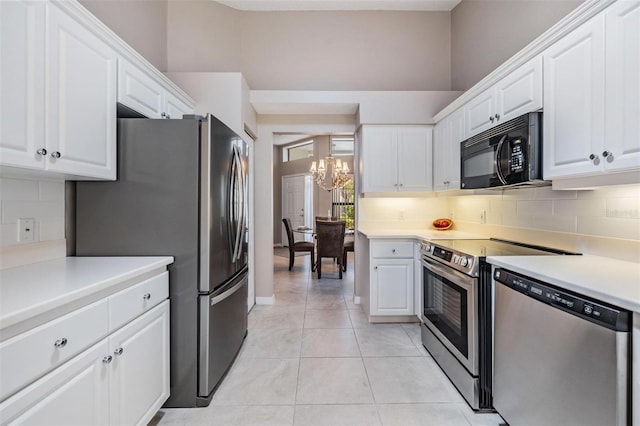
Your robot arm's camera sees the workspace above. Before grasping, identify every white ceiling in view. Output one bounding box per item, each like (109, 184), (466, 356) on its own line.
(215, 0), (462, 12)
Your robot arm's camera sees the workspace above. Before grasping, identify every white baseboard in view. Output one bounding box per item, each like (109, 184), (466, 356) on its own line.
(255, 295), (275, 305)
(353, 296), (361, 305)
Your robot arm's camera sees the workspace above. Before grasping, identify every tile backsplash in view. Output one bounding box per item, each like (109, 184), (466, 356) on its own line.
(0, 177), (65, 247)
(359, 184), (640, 242)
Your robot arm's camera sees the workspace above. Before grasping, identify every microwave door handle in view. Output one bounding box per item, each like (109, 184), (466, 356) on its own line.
(495, 135), (508, 185)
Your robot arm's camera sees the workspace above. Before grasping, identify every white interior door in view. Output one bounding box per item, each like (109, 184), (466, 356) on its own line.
(282, 174), (311, 244)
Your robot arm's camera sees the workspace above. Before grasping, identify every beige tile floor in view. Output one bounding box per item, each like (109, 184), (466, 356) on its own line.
(149, 252), (504, 426)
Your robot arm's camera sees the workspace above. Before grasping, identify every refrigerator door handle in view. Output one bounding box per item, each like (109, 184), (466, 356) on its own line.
(228, 149), (238, 262)
(210, 274), (246, 306)
(232, 146), (244, 263)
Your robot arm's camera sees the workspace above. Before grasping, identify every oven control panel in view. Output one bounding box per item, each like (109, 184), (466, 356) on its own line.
(420, 241), (477, 276)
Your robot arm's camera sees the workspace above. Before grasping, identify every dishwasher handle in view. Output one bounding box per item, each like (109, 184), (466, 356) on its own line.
(494, 268), (630, 332)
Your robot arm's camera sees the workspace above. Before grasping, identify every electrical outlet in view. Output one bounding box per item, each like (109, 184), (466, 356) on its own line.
(19, 218), (35, 242)
(480, 210), (486, 224)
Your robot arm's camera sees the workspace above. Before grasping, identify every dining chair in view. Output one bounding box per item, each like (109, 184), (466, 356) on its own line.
(315, 220), (346, 279)
(282, 218), (315, 271)
(342, 238), (354, 272)
(315, 215), (337, 221)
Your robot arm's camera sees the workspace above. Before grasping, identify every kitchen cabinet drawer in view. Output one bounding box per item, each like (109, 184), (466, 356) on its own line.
(0, 299), (109, 401)
(108, 272), (169, 331)
(370, 241), (413, 258)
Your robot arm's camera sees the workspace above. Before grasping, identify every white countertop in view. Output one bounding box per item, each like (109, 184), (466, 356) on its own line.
(0, 256), (174, 331)
(487, 255), (640, 312)
(357, 226), (483, 241)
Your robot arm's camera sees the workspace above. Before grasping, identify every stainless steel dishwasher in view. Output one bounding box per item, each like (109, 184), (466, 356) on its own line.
(492, 268), (631, 426)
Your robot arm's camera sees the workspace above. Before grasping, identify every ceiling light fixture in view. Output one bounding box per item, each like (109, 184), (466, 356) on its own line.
(309, 137), (351, 192)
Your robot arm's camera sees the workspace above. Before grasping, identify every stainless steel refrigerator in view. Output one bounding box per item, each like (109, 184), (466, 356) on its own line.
(75, 114), (249, 407)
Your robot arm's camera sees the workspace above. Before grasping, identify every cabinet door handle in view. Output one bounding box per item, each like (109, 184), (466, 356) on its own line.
(602, 151), (612, 159)
(392, 249), (396, 254)
(161, 112), (167, 118)
(495, 114), (500, 120)
(374, 266), (378, 270)
(489, 116), (495, 123)
(50, 151), (61, 159)
(114, 347), (124, 356)
(36, 148), (47, 156)
(102, 355), (113, 364)
(143, 293), (151, 300)
(589, 153), (599, 163)
(54, 337), (68, 348)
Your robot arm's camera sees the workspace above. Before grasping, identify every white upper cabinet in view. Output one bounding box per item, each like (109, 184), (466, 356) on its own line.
(543, 14), (605, 179)
(1, 1), (117, 180)
(361, 126), (398, 192)
(118, 60), (193, 120)
(465, 57), (543, 138)
(397, 126), (433, 191)
(46, 3), (117, 180)
(0, 0), (195, 180)
(496, 56), (543, 123)
(604, 0), (640, 173)
(118, 60), (165, 119)
(465, 86), (495, 137)
(0, 1), (45, 171)
(433, 107), (464, 191)
(544, 1), (640, 182)
(361, 125), (432, 193)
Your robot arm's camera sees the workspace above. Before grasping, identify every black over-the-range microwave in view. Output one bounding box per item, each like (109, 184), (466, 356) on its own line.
(460, 112), (548, 189)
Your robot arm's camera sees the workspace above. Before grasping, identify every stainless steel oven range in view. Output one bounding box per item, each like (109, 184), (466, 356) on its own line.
(419, 238), (579, 411)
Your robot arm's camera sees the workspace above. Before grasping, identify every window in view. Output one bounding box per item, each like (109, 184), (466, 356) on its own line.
(331, 136), (354, 156)
(283, 140), (313, 162)
(332, 178), (355, 229)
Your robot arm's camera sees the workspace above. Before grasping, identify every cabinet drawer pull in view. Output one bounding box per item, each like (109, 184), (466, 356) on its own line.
(54, 337), (68, 348)
(143, 293), (151, 300)
(114, 347), (124, 356)
(392, 249), (396, 254)
(374, 266), (378, 270)
(102, 355), (113, 364)
(50, 151), (61, 159)
(36, 148), (47, 156)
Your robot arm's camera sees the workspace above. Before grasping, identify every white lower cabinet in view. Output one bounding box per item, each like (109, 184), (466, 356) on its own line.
(0, 289), (170, 426)
(109, 302), (169, 426)
(0, 340), (110, 425)
(370, 240), (415, 316)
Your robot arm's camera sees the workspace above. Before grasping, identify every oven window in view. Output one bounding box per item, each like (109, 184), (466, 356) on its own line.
(423, 265), (468, 357)
(463, 150), (495, 178)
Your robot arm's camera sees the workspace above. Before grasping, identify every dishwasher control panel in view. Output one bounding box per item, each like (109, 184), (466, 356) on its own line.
(493, 268), (630, 332)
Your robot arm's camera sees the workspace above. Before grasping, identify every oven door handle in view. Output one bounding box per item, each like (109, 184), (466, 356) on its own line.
(422, 257), (476, 290)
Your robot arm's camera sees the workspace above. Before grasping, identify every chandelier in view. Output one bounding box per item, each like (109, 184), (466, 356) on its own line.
(310, 151), (351, 192)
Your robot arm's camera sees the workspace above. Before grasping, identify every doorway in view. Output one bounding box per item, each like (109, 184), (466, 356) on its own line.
(281, 174), (313, 244)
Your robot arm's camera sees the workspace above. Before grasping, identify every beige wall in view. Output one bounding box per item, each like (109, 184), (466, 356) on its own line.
(80, 0), (584, 91)
(239, 11), (451, 90)
(79, 0), (168, 71)
(450, 0), (582, 90)
(167, 0), (242, 72)
(166, 3), (451, 90)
